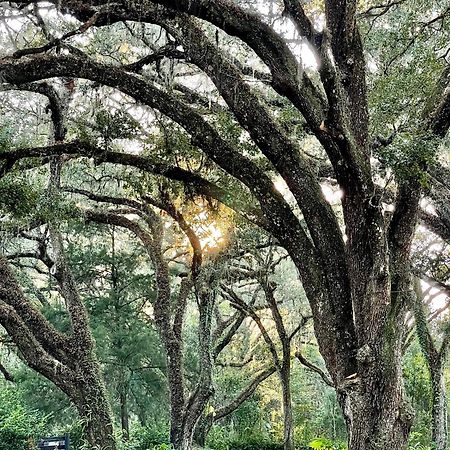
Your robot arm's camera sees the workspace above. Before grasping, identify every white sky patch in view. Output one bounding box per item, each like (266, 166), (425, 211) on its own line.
(422, 280), (449, 314)
(383, 202), (395, 212)
(321, 184), (343, 204)
(420, 198), (437, 215)
(273, 176), (296, 205)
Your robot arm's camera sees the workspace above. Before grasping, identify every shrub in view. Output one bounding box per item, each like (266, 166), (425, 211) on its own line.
(120, 425), (169, 450)
(0, 387), (49, 450)
(308, 438), (347, 450)
(206, 430), (284, 450)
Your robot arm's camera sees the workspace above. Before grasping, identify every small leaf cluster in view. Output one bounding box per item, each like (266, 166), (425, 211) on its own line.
(308, 437), (346, 449)
(375, 133), (438, 185)
(94, 108), (140, 142)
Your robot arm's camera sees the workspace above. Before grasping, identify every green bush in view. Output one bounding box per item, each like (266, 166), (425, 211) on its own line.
(0, 387), (49, 450)
(406, 431), (432, 450)
(308, 438), (347, 450)
(119, 426), (169, 450)
(206, 429), (284, 450)
(218, 438), (283, 450)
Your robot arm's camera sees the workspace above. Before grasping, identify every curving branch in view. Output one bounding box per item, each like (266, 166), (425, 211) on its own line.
(213, 365), (276, 421)
(0, 258), (72, 366)
(295, 349), (334, 387)
(0, 141), (267, 228)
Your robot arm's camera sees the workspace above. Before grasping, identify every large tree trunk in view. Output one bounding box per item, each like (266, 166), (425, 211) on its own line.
(430, 361), (448, 450)
(70, 362), (116, 450)
(74, 392), (116, 450)
(339, 313), (413, 450)
(341, 374), (412, 450)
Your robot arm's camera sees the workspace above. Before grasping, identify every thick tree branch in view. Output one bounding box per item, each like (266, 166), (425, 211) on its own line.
(0, 141), (267, 228)
(0, 300), (77, 395)
(0, 53), (330, 336)
(0, 258), (72, 366)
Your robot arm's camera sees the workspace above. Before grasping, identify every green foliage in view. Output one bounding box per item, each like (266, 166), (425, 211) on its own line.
(0, 124), (14, 152)
(403, 342), (433, 447)
(121, 426), (169, 450)
(308, 437), (346, 450)
(0, 175), (78, 224)
(366, 0), (448, 133)
(214, 112), (259, 158)
(0, 177), (39, 218)
(407, 431), (433, 450)
(375, 133), (438, 185)
(0, 386), (49, 450)
(12, 368), (75, 427)
(206, 429), (283, 450)
(94, 108), (140, 142)
(74, 107), (140, 144)
(0, 119), (38, 151)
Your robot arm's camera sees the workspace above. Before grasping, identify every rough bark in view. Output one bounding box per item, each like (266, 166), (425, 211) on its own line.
(338, 323), (412, 450)
(430, 361), (448, 450)
(71, 366), (116, 450)
(0, 258), (116, 450)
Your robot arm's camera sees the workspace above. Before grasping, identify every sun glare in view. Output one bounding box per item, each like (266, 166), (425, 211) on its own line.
(195, 220), (225, 251)
(180, 205), (232, 253)
(192, 211), (226, 251)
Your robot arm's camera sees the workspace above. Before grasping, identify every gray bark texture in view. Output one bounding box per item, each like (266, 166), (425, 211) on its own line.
(0, 258), (116, 450)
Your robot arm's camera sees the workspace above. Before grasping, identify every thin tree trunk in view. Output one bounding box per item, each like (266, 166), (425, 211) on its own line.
(120, 388), (130, 441)
(280, 363), (294, 450)
(413, 278), (449, 450)
(179, 287), (215, 450)
(431, 361), (448, 450)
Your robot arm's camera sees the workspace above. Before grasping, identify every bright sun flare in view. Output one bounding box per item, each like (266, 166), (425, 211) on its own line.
(192, 211), (226, 251)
